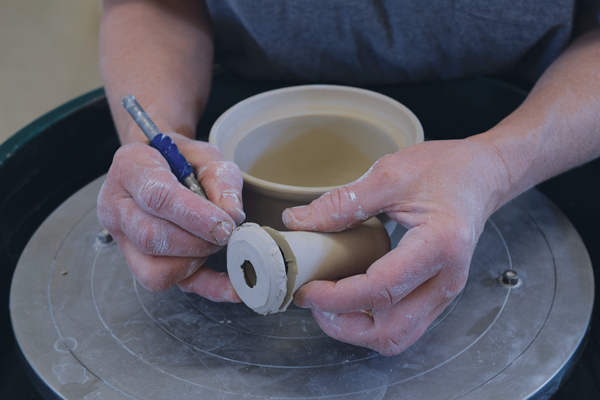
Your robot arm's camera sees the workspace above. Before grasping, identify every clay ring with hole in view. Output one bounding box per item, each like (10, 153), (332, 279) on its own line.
(226, 223), (289, 314)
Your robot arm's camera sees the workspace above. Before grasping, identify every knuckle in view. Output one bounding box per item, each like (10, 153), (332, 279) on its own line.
(325, 188), (344, 213)
(372, 336), (402, 356)
(441, 276), (467, 301)
(97, 185), (119, 232)
(320, 186), (354, 222)
(202, 142), (221, 155)
(135, 269), (174, 292)
(199, 160), (242, 185)
(112, 145), (130, 162)
(452, 220), (476, 249)
(96, 199), (113, 227)
(135, 221), (170, 255)
(369, 284), (395, 309)
(96, 205), (116, 232)
(432, 217), (475, 261)
(188, 142), (222, 162)
(190, 140), (218, 153)
(113, 143), (144, 166)
(372, 154), (395, 177)
(138, 181), (172, 214)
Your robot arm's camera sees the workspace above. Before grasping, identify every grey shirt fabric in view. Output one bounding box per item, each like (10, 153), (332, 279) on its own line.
(205, 0), (599, 85)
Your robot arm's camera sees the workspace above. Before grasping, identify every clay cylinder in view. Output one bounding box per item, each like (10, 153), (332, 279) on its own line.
(227, 218), (391, 315)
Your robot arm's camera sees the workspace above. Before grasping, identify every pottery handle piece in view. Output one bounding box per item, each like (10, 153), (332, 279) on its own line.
(227, 218), (391, 314)
(283, 217), (391, 291)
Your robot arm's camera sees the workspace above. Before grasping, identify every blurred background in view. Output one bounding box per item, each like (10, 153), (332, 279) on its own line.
(0, 0), (103, 144)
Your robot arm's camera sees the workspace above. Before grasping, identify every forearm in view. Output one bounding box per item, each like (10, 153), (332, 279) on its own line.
(470, 25), (600, 210)
(100, 0), (214, 144)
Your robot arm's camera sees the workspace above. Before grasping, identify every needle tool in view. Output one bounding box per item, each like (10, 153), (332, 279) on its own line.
(121, 95), (208, 200)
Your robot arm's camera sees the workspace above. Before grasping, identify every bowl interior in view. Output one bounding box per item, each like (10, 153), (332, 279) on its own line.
(234, 114), (398, 188)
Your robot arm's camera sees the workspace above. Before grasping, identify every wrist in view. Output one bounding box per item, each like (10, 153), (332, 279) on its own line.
(464, 126), (535, 212)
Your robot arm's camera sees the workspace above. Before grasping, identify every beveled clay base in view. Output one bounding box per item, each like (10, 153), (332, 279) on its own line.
(227, 218), (391, 314)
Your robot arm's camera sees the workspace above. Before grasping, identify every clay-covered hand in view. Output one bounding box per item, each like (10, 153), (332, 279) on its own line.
(97, 133), (245, 302)
(282, 138), (508, 356)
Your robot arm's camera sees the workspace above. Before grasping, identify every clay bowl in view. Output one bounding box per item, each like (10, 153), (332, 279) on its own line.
(209, 85), (423, 230)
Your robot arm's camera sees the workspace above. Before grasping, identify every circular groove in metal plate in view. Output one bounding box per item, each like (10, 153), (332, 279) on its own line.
(10, 177), (593, 399)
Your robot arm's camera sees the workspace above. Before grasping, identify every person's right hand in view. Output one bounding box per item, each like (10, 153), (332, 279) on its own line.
(97, 133), (245, 302)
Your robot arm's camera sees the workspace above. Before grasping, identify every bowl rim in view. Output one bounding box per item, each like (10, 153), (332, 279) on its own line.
(209, 84), (424, 196)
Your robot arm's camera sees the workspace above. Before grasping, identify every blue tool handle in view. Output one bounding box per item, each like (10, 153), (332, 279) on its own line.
(149, 133), (195, 182)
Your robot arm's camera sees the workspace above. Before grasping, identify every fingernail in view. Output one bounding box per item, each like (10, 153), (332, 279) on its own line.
(293, 287), (312, 308)
(185, 259), (203, 279)
(220, 192), (246, 223)
(288, 206), (311, 222)
(211, 221), (233, 244)
(220, 191), (241, 209)
(227, 288), (242, 303)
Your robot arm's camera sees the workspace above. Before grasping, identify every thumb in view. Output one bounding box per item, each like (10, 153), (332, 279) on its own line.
(282, 160), (392, 232)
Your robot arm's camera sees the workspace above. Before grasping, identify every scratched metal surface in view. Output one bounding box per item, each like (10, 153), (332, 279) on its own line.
(10, 176), (593, 399)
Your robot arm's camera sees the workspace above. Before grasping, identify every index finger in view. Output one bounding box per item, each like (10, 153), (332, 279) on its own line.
(177, 139), (245, 225)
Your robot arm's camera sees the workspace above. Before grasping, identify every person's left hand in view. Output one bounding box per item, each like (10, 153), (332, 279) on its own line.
(282, 138), (508, 356)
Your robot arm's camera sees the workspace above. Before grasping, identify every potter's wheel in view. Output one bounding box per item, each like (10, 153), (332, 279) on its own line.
(10, 176), (593, 399)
